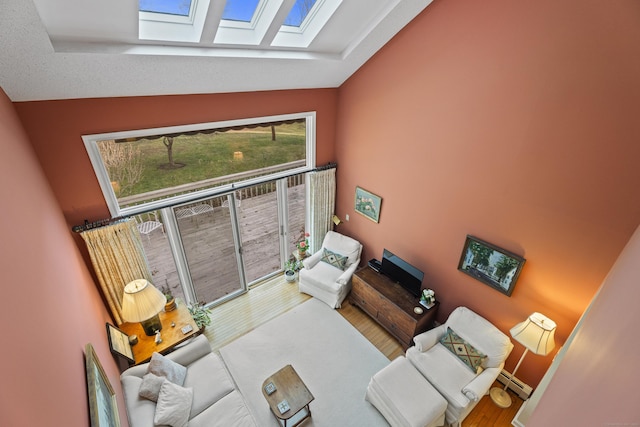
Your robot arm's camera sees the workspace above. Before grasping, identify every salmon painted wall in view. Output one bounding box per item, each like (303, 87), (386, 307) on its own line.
(335, 0), (640, 387)
(15, 89), (338, 228)
(527, 224), (640, 425)
(0, 88), (128, 426)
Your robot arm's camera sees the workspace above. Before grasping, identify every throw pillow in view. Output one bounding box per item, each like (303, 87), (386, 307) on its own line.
(439, 327), (487, 374)
(154, 380), (193, 427)
(139, 372), (166, 402)
(321, 248), (348, 271)
(148, 352), (187, 386)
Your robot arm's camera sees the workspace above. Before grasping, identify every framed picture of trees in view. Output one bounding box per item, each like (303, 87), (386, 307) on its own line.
(457, 235), (525, 296)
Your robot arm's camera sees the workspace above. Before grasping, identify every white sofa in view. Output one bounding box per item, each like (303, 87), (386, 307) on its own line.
(298, 231), (362, 308)
(120, 335), (256, 427)
(406, 307), (513, 427)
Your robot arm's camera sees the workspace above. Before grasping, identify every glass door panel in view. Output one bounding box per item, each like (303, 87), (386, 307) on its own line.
(174, 198), (244, 304)
(236, 184), (282, 284)
(136, 211), (184, 302)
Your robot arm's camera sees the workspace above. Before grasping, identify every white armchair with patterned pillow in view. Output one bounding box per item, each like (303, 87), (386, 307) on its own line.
(406, 307), (514, 427)
(298, 231), (362, 308)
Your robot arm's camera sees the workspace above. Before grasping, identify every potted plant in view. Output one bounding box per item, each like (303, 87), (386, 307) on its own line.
(284, 257), (303, 282)
(188, 302), (212, 332)
(162, 285), (177, 312)
(296, 230), (310, 258)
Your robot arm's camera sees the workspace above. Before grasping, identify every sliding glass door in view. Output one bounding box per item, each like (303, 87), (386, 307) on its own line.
(174, 197), (244, 304)
(148, 176), (306, 307)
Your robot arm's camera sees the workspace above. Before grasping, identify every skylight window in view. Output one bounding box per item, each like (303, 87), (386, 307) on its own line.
(283, 0), (318, 27)
(222, 0), (261, 23)
(139, 0), (193, 17)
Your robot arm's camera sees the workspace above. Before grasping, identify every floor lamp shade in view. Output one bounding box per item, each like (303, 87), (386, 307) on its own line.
(510, 312), (557, 356)
(122, 279), (166, 336)
(490, 312), (557, 408)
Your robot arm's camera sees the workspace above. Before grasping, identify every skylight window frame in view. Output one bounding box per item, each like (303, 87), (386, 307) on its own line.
(281, 0), (320, 31)
(214, 0), (282, 46)
(139, 0), (199, 25)
(139, 0), (210, 43)
(272, 0), (341, 48)
(219, 0), (267, 29)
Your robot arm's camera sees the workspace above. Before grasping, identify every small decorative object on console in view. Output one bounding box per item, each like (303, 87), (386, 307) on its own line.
(420, 289), (436, 309)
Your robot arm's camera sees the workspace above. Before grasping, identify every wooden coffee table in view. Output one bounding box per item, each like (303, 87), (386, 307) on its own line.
(262, 365), (314, 427)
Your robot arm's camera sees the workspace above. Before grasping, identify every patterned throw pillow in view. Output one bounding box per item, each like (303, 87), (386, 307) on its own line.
(321, 248), (348, 271)
(439, 327), (486, 373)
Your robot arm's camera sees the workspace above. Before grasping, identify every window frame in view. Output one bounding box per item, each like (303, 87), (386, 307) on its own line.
(83, 111), (316, 218)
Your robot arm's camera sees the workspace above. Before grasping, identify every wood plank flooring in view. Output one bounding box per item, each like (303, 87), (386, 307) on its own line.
(202, 275), (523, 426)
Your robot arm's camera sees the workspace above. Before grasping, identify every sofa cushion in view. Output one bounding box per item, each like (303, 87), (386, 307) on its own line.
(148, 352), (187, 386)
(154, 380), (193, 427)
(322, 231), (361, 266)
(321, 248), (348, 270)
(298, 261), (343, 293)
(406, 344), (476, 411)
(138, 372), (166, 402)
(446, 307), (513, 369)
(187, 390), (256, 427)
(121, 375), (156, 427)
(184, 352), (236, 419)
(439, 327), (486, 373)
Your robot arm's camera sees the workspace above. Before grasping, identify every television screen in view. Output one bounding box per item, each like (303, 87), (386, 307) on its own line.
(380, 249), (424, 297)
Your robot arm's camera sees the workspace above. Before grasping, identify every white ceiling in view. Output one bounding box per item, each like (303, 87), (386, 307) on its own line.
(0, 0), (433, 102)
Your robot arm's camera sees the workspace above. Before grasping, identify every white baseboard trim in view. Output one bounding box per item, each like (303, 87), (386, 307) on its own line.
(497, 369), (533, 400)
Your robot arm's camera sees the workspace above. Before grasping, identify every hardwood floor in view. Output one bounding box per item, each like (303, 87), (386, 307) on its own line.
(203, 275), (523, 426)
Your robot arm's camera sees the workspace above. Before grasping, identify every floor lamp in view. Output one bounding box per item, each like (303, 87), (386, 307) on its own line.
(490, 312), (557, 408)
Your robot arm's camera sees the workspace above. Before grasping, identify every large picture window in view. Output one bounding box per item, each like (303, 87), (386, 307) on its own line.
(84, 112), (315, 217)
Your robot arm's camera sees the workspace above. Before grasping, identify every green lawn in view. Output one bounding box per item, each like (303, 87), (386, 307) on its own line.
(118, 122), (306, 197)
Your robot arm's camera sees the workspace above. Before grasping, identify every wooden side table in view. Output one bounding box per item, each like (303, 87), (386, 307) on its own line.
(262, 365), (314, 427)
(119, 300), (199, 365)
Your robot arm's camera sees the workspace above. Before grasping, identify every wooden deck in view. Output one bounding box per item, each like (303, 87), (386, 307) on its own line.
(140, 183), (305, 305)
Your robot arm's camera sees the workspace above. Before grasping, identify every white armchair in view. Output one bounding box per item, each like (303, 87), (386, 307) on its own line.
(406, 307), (514, 427)
(298, 231), (362, 308)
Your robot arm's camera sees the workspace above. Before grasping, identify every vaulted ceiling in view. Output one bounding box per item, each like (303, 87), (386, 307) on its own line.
(0, 0), (433, 102)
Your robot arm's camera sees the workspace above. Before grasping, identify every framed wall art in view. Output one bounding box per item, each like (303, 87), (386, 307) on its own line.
(354, 186), (382, 223)
(457, 235), (525, 296)
(106, 323), (134, 364)
(85, 343), (121, 427)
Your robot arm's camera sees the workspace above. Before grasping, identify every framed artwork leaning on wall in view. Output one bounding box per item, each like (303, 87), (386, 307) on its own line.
(457, 235), (525, 296)
(85, 343), (121, 427)
(355, 186), (382, 223)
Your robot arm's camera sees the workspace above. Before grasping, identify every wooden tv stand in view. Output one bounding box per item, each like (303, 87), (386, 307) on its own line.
(350, 266), (439, 348)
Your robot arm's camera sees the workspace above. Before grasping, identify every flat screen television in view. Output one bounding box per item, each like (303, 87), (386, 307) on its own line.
(380, 249), (424, 297)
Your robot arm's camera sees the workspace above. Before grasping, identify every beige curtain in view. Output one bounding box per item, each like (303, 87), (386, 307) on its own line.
(308, 167), (336, 252)
(81, 220), (152, 325)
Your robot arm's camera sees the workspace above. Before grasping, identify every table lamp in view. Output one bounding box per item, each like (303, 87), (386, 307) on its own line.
(122, 279), (167, 336)
(490, 312), (557, 408)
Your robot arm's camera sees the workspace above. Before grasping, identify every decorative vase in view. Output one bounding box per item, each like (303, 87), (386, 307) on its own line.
(298, 249), (306, 258)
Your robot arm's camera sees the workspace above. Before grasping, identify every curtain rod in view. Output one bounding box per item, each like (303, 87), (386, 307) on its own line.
(71, 162), (337, 233)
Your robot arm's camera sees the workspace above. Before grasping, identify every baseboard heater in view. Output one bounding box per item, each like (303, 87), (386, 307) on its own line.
(496, 369), (533, 400)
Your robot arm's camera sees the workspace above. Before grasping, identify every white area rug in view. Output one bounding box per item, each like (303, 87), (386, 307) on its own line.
(219, 298), (391, 426)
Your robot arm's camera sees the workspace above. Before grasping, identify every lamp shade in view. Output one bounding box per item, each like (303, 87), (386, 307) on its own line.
(121, 279), (166, 323)
(510, 312), (557, 356)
